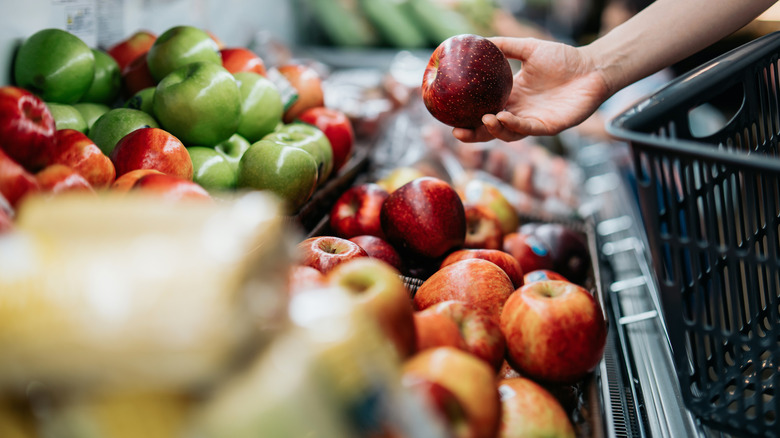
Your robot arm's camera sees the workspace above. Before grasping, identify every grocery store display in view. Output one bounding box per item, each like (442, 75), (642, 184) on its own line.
(414, 300), (506, 371)
(500, 280), (607, 384)
(13, 28), (95, 104)
(0, 86), (56, 171)
(498, 377), (576, 438)
(422, 34), (513, 128)
(329, 182), (389, 239)
(51, 129), (116, 188)
(440, 248), (524, 289)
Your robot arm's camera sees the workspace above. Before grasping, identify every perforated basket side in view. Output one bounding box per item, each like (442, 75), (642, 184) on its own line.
(608, 31), (780, 436)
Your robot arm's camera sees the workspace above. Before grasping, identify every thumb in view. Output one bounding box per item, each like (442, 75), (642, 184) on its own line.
(488, 37), (537, 62)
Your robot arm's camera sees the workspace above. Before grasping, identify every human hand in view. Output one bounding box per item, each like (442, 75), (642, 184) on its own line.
(453, 37), (611, 142)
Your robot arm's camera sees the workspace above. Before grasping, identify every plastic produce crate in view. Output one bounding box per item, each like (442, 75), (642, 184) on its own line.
(608, 31), (780, 436)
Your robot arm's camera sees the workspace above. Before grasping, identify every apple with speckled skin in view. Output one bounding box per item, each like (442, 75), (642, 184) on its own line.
(500, 280), (607, 384)
(348, 235), (402, 272)
(422, 34), (512, 128)
(380, 177), (466, 260)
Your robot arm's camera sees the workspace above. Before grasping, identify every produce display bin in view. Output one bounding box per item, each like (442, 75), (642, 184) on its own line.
(608, 31), (780, 436)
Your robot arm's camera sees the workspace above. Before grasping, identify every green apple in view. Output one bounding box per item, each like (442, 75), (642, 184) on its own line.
(73, 103), (110, 131)
(233, 72), (283, 143)
(124, 87), (156, 115)
(14, 29), (95, 104)
(47, 102), (88, 133)
(215, 133), (251, 171)
(237, 139), (318, 213)
(88, 108), (159, 155)
(79, 49), (121, 105)
(187, 146), (236, 191)
(153, 62), (241, 146)
(267, 122), (333, 185)
(146, 25), (221, 83)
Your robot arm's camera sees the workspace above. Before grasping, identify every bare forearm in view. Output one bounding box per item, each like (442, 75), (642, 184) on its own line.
(582, 0), (776, 96)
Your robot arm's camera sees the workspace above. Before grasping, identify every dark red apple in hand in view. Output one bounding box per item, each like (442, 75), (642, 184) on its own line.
(414, 258), (515, 326)
(330, 182), (389, 239)
(36, 164), (96, 195)
(498, 377), (576, 438)
(380, 177), (466, 260)
(51, 129), (115, 189)
(132, 173), (211, 201)
(416, 300), (506, 371)
(463, 203), (503, 250)
(0, 86), (56, 171)
(503, 232), (555, 274)
(298, 106), (355, 173)
(297, 235), (368, 274)
(110, 127), (193, 180)
(441, 248), (524, 289)
(348, 234), (402, 272)
(0, 148), (40, 208)
(422, 34), (513, 129)
(500, 280), (607, 384)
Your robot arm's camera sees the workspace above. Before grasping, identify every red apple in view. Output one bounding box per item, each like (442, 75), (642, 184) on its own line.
(416, 300), (506, 371)
(0, 86), (56, 171)
(298, 106), (355, 173)
(330, 182), (389, 239)
(327, 257), (416, 359)
(107, 30), (157, 71)
(498, 360), (521, 379)
(132, 173), (211, 201)
(110, 168), (164, 192)
(500, 280), (607, 384)
(402, 347), (501, 438)
(441, 248), (524, 289)
(497, 377), (576, 438)
(463, 203), (503, 250)
(414, 310), (468, 351)
(297, 235), (369, 274)
(348, 234), (402, 272)
(401, 376), (471, 438)
(287, 265), (327, 296)
(220, 47), (267, 76)
(502, 232), (555, 274)
(36, 164), (95, 195)
(422, 34), (513, 129)
(110, 127), (193, 180)
(457, 179), (519, 236)
(121, 53), (156, 97)
(520, 222), (591, 285)
(278, 64), (324, 123)
(414, 258), (515, 326)
(524, 269), (568, 284)
(380, 177), (466, 260)
(51, 129), (115, 189)
(0, 148), (40, 208)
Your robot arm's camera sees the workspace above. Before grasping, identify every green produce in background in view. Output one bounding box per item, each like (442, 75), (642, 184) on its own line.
(404, 0), (478, 45)
(309, 0), (379, 47)
(358, 0), (428, 48)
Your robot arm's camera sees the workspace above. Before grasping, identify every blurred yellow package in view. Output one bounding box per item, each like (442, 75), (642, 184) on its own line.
(0, 192), (295, 394)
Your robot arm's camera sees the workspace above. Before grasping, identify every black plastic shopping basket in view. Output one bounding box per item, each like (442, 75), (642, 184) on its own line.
(608, 32), (780, 436)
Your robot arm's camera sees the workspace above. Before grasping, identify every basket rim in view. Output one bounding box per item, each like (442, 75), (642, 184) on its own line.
(607, 31), (780, 172)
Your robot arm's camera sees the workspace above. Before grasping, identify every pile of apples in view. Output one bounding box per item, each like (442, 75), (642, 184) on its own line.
(287, 171), (608, 437)
(0, 25), (357, 228)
